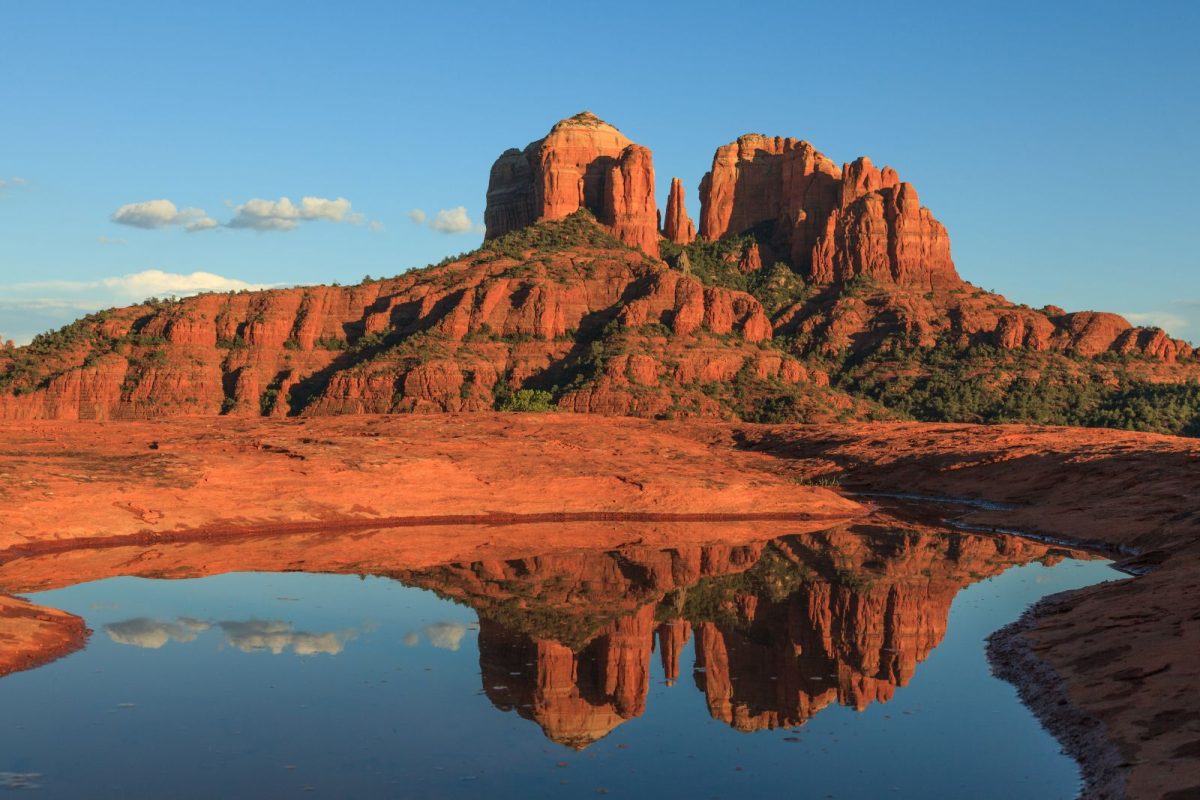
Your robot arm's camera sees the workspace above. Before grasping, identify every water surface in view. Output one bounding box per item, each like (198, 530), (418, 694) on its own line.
(0, 525), (1114, 798)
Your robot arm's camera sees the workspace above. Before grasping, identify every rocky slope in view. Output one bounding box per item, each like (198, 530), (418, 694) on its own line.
(2, 112), (1197, 429)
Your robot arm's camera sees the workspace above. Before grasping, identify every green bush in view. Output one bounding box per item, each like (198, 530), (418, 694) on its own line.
(496, 388), (557, 413)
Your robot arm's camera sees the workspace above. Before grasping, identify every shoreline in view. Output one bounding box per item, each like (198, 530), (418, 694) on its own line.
(988, 591), (1129, 800)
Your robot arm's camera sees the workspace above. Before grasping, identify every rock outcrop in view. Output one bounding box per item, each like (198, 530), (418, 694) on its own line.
(484, 112), (659, 256)
(0, 221), (807, 420)
(2, 114), (1196, 423)
(662, 177), (695, 245)
(698, 137), (956, 289)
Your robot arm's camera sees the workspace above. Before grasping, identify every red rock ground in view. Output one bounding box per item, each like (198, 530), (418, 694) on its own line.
(0, 415), (1196, 798)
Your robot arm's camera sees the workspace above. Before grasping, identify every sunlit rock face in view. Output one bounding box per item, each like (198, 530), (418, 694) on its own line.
(484, 112), (659, 257)
(400, 525), (1080, 746)
(697, 137), (956, 290)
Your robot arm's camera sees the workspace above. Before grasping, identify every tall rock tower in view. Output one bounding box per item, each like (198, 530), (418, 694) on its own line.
(483, 112), (659, 257)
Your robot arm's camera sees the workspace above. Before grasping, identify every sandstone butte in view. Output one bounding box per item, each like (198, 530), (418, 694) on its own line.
(484, 111), (660, 257)
(1, 111), (1196, 422)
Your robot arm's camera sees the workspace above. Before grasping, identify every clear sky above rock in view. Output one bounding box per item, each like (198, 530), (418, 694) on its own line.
(1, 0), (1196, 344)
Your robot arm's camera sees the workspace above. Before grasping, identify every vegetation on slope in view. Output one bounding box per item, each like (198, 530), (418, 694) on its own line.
(3, 212), (1199, 436)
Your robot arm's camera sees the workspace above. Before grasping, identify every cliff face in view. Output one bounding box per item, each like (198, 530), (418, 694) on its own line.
(3, 114), (1197, 424)
(698, 137), (955, 289)
(0, 218), (816, 421)
(484, 112), (659, 256)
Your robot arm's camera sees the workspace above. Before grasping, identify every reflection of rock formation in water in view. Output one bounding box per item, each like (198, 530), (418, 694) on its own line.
(401, 543), (766, 649)
(656, 620), (691, 686)
(479, 604), (656, 749)
(406, 525), (1080, 745)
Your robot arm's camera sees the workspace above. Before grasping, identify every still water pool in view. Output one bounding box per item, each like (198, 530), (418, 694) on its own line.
(0, 527), (1114, 798)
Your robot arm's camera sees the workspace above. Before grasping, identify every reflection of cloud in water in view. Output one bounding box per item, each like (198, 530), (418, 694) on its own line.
(218, 620), (355, 656)
(0, 772), (42, 791)
(104, 617), (211, 649)
(403, 622), (469, 651)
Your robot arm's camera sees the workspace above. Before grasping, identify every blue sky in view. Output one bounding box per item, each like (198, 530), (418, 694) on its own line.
(2, 0), (1197, 344)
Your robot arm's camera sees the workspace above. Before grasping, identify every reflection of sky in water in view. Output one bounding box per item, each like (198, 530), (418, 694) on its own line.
(404, 621), (470, 651)
(105, 615), (469, 656)
(0, 560), (1115, 799)
(105, 617), (211, 649)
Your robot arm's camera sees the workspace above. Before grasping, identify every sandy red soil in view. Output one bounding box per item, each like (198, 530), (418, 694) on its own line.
(0, 414), (1197, 799)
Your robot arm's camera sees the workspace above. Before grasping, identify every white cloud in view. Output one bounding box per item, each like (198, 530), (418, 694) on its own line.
(105, 617), (211, 649)
(408, 208), (427, 224)
(111, 199), (218, 232)
(1123, 311), (1189, 335)
(368, 220), (385, 234)
(96, 235), (126, 246)
(227, 195), (354, 231)
(0, 176), (28, 189)
(0, 269), (276, 345)
(429, 206), (476, 234)
(11, 269), (270, 299)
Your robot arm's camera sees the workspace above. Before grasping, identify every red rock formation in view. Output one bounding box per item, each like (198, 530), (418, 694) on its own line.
(738, 241), (763, 274)
(0, 235), (792, 421)
(2, 116), (1196, 422)
(601, 144), (659, 255)
(484, 112), (659, 256)
(698, 135), (842, 273)
(698, 138), (956, 289)
(662, 177), (696, 245)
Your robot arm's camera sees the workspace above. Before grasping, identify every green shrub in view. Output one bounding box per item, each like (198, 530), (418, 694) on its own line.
(496, 388), (557, 413)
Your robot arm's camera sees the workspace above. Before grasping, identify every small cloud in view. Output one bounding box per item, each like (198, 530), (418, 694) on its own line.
(96, 236), (126, 246)
(111, 199), (217, 232)
(0, 176), (28, 189)
(408, 208), (427, 224)
(1122, 311), (1189, 335)
(429, 206), (476, 235)
(368, 220), (385, 234)
(227, 195), (354, 232)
